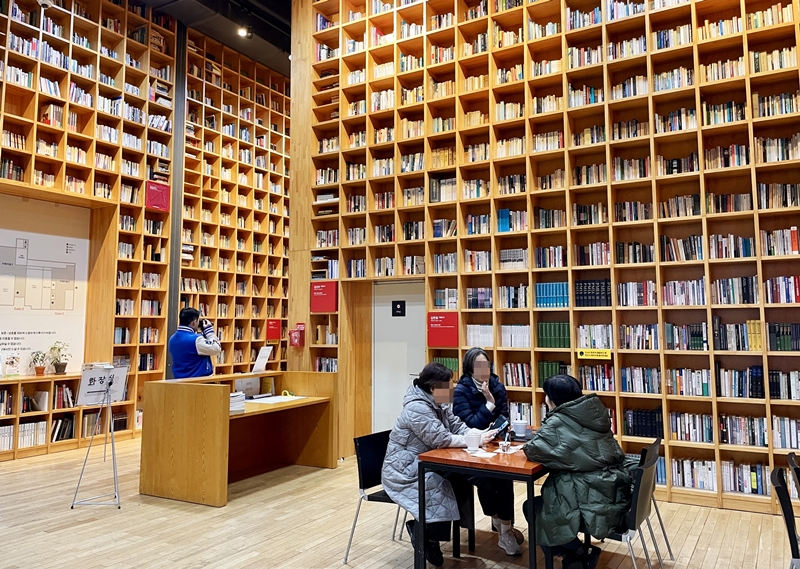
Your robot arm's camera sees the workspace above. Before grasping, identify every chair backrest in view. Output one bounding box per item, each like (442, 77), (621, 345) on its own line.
(772, 467), (800, 560)
(788, 452), (800, 501)
(625, 445), (659, 530)
(353, 430), (392, 491)
(638, 437), (660, 467)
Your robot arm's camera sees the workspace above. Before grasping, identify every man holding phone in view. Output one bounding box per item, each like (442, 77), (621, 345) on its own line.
(168, 307), (222, 379)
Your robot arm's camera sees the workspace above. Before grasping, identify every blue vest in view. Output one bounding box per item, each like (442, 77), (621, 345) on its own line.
(168, 327), (213, 379)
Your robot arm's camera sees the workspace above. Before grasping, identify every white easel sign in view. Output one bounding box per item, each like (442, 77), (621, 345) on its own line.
(76, 366), (128, 406)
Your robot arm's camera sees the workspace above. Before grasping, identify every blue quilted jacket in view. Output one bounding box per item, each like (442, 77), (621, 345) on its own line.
(452, 373), (509, 429)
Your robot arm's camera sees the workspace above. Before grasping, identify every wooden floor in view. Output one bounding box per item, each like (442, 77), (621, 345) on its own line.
(0, 439), (792, 569)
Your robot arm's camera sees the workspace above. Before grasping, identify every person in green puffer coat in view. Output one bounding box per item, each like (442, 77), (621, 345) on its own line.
(522, 374), (632, 569)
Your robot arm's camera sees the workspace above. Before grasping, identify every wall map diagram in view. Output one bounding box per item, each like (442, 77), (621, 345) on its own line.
(0, 238), (77, 310)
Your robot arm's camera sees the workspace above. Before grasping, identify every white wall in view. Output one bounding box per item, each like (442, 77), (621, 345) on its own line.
(0, 195), (89, 374)
(372, 281), (426, 432)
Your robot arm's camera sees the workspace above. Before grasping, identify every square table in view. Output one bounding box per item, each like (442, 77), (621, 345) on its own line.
(416, 443), (546, 569)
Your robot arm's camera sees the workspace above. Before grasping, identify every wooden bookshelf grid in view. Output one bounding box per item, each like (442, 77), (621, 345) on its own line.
(181, 29), (290, 373)
(300, 0), (800, 511)
(0, 0), (176, 459)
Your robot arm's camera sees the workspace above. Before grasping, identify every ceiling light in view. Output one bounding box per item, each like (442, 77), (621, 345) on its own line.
(237, 26), (252, 38)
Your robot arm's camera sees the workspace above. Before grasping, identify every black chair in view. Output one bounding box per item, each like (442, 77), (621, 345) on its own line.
(788, 452), (800, 500)
(639, 438), (674, 561)
(543, 441), (663, 569)
(771, 467), (800, 569)
(343, 431), (475, 564)
(343, 430), (406, 564)
(605, 447), (663, 569)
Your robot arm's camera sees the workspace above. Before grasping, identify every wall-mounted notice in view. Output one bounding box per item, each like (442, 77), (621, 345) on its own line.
(0, 195), (89, 374)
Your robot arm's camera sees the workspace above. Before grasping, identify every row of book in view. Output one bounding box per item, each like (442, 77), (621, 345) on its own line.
(315, 357), (338, 372)
(620, 366), (660, 395)
(0, 389), (12, 416)
(537, 361), (572, 386)
(537, 321), (570, 348)
(722, 461), (771, 496)
(433, 288), (458, 310)
(716, 363), (764, 399)
(51, 415), (74, 442)
(500, 325), (531, 348)
(465, 287), (492, 309)
(432, 357), (459, 374)
(534, 282), (569, 308)
(575, 279), (611, 307)
(712, 317), (763, 352)
(768, 323), (800, 352)
(624, 407), (664, 438)
(669, 412), (714, 443)
(18, 421), (47, 449)
(502, 362), (531, 387)
(719, 414), (768, 446)
(579, 363), (614, 391)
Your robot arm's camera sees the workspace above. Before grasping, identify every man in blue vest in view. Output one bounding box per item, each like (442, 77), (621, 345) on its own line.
(168, 307), (222, 379)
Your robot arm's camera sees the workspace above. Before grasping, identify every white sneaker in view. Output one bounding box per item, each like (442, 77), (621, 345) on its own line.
(498, 528), (522, 556)
(492, 519), (525, 545)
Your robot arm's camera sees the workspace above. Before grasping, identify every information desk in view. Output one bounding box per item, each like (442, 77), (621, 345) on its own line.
(139, 371), (338, 507)
(417, 444), (546, 569)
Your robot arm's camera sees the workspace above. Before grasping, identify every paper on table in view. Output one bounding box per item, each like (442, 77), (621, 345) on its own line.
(473, 450), (495, 458)
(248, 395), (307, 404)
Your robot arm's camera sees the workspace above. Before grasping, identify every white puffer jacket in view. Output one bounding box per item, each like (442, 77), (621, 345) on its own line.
(381, 384), (469, 523)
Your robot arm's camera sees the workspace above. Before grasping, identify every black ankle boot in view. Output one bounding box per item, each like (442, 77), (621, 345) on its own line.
(425, 540), (444, 567)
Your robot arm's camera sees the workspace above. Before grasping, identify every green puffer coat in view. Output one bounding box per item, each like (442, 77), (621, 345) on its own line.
(523, 394), (632, 547)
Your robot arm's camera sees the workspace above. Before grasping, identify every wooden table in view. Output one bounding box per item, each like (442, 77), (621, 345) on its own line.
(416, 443), (546, 569)
(139, 372), (338, 507)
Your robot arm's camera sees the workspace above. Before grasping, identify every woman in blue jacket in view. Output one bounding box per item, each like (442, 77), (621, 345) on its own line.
(452, 347), (522, 556)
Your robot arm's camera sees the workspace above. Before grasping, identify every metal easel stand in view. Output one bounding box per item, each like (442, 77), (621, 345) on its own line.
(71, 378), (120, 509)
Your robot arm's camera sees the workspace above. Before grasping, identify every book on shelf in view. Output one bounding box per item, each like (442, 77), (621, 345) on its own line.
(51, 415), (75, 442)
(623, 407), (664, 438)
(433, 357), (459, 374)
(537, 321), (570, 348)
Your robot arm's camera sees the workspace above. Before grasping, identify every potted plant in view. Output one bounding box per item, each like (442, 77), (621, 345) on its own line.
(48, 341), (71, 375)
(30, 351), (46, 376)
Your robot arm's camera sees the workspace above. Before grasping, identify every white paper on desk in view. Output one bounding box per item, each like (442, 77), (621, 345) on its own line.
(248, 395), (307, 404)
(471, 451), (495, 459)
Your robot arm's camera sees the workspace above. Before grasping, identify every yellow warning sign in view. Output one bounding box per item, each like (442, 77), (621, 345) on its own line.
(576, 349), (612, 360)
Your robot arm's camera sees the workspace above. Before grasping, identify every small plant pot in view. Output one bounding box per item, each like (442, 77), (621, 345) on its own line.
(34, 366), (45, 376)
(53, 362), (67, 375)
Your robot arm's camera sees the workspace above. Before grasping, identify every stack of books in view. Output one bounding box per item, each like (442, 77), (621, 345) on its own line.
(230, 391), (245, 412)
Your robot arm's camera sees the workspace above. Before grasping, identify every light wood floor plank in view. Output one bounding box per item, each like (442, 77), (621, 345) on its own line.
(0, 439), (794, 569)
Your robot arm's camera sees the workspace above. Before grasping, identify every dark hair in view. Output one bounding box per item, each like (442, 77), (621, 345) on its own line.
(462, 347), (490, 377)
(179, 307), (201, 326)
(415, 362), (454, 393)
(543, 374), (583, 407)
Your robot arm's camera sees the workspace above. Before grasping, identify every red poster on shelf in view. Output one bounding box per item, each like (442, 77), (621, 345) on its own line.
(428, 312), (458, 348)
(266, 319), (281, 343)
(145, 181), (170, 211)
(310, 281), (338, 313)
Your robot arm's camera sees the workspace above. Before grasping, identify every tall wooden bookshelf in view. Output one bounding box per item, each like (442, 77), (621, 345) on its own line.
(0, 0), (175, 459)
(181, 30), (290, 373)
(294, 0), (800, 512)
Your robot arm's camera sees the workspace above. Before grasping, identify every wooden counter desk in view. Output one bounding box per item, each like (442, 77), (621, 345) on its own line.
(139, 371), (338, 507)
